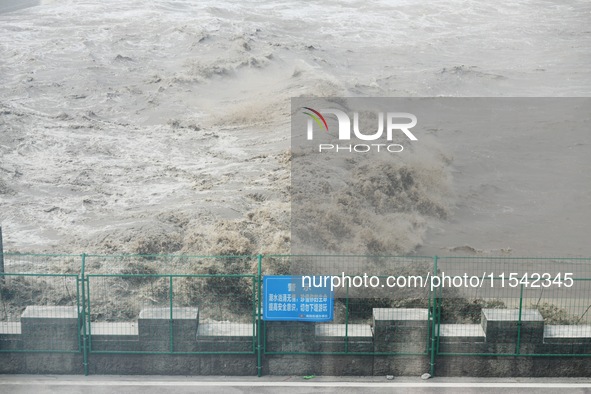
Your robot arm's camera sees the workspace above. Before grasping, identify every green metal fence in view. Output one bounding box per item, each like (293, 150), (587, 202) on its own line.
(261, 255), (433, 356)
(0, 253), (83, 354)
(434, 256), (591, 359)
(0, 272), (81, 353)
(82, 254), (259, 354)
(1, 252), (591, 377)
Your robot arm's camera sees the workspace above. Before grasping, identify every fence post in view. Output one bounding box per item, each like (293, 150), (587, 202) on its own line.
(252, 269), (257, 355)
(257, 254), (263, 377)
(169, 275), (174, 353)
(516, 283), (524, 355)
(345, 282), (350, 353)
(429, 255), (438, 377)
(80, 253), (89, 376)
(0, 226), (4, 285)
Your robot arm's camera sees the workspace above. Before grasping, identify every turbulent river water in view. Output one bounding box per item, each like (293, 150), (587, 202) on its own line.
(1, 0), (590, 257)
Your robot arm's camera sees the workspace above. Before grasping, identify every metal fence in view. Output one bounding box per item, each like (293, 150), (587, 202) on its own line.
(82, 254), (258, 353)
(433, 256), (591, 359)
(261, 255), (434, 356)
(1, 253), (590, 376)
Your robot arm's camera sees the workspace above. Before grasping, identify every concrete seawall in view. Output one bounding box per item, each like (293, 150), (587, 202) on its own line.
(1, 306), (590, 376)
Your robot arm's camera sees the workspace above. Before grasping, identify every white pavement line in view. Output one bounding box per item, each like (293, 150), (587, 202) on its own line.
(2, 381), (591, 388)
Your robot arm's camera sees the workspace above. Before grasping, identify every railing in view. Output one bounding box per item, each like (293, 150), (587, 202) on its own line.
(1, 253), (590, 376)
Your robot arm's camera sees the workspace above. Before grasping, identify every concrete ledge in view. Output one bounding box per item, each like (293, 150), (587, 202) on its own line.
(138, 307), (198, 352)
(0, 322), (22, 351)
(89, 322), (140, 352)
(315, 324), (373, 352)
(315, 324), (372, 338)
(195, 323), (254, 352)
(3, 303), (591, 377)
(197, 323), (255, 337)
(544, 325), (591, 344)
(90, 322), (138, 336)
(483, 309), (543, 322)
(439, 324), (485, 343)
(373, 308), (428, 322)
(373, 308), (429, 353)
(482, 309), (544, 343)
(20, 306), (79, 351)
(0, 322), (21, 335)
(139, 308), (198, 320)
(21, 306), (78, 319)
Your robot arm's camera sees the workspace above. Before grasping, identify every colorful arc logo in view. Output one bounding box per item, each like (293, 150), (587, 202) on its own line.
(302, 107), (328, 132)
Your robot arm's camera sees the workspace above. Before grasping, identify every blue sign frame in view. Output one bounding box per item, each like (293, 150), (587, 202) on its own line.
(263, 275), (334, 322)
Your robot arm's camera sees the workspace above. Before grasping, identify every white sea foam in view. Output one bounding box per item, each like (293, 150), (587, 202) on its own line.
(0, 0), (590, 256)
